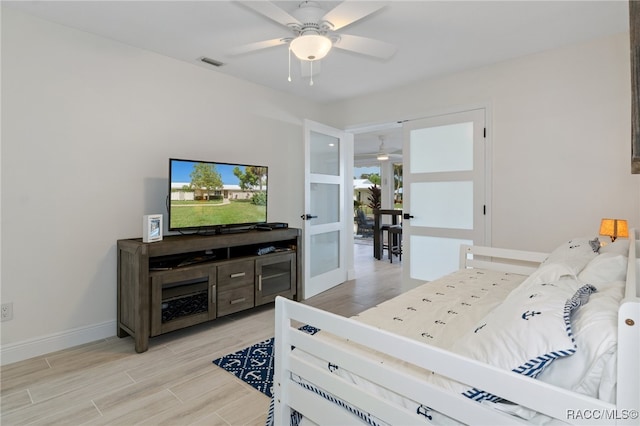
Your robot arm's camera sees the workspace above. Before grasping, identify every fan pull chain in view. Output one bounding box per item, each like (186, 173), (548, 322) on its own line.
(288, 46), (292, 82)
(309, 61), (314, 86)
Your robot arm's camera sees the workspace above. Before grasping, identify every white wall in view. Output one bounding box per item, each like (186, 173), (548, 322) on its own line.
(328, 33), (640, 252)
(0, 8), (324, 363)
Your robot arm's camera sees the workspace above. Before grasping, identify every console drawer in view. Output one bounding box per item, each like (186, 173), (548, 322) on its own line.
(217, 259), (254, 290)
(218, 285), (254, 316)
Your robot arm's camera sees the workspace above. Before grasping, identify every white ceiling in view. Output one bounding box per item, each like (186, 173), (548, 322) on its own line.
(4, 0), (629, 159)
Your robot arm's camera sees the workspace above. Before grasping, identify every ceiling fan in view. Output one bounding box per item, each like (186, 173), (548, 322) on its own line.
(359, 135), (402, 162)
(229, 1), (397, 83)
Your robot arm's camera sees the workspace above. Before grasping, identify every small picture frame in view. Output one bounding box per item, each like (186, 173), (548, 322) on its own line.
(143, 214), (163, 243)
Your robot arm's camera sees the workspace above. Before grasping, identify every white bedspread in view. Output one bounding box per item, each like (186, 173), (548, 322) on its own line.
(352, 268), (528, 350)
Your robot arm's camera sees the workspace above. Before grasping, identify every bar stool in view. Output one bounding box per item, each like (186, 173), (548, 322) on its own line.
(387, 224), (402, 263)
(380, 223), (391, 256)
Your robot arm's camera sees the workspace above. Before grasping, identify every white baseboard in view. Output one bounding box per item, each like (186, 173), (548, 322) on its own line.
(0, 320), (117, 366)
(347, 267), (356, 281)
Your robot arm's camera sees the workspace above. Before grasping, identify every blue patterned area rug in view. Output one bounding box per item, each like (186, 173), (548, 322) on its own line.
(212, 325), (319, 398)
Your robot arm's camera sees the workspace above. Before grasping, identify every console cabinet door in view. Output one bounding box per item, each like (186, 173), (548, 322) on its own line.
(255, 252), (296, 306)
(150, 265), (216, 336)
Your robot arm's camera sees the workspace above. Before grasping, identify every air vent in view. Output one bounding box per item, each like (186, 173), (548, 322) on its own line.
(200, 57), (224, 67)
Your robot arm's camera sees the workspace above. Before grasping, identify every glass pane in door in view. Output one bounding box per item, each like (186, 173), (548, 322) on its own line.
(310, 183), (339, 225)
(410, 181), (473, 229)
(410, 235), (472, 281)
(310, 131), (340, 175)
(410, 122), (473, 173)
(310, 231), (340, 277)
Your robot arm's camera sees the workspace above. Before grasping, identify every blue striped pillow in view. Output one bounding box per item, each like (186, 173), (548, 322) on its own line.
(444, 279), (596, 402)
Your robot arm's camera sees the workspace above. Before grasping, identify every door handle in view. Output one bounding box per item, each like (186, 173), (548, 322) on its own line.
(403, 213), (414, 220)
(301, 214), (318, 220)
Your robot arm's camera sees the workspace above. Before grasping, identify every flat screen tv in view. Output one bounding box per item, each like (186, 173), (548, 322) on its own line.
(168, 158), (268, 232)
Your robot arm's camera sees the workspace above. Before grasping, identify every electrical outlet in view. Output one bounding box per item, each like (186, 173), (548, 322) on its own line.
(1, 303), (13, 322)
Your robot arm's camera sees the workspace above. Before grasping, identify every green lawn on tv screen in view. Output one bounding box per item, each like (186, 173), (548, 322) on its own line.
(170, 199), (266, 228)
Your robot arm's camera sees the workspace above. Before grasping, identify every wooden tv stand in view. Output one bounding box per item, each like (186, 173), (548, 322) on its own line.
(116, 228), (301, 353)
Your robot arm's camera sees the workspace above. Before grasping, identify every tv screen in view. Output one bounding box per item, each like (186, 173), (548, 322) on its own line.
(168, 158), (268, 231)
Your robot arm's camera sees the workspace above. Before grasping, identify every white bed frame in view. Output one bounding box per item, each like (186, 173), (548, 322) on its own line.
(274, 230), (640, 425)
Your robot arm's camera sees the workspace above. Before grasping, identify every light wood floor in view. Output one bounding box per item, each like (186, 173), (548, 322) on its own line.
(0, 243), (402, 425)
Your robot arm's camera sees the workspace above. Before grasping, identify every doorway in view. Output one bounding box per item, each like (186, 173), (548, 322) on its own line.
(352, 127), (404, 267)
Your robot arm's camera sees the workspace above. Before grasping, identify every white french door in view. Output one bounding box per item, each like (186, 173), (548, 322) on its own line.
(402, 108), (489, 290)
(302, 120), (353, 299)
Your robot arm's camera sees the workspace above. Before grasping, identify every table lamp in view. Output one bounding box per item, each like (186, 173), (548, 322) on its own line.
(599, 218), (629, 242)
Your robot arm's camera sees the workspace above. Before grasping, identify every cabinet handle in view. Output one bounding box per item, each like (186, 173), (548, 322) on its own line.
(230, 272), (246, 278)
(258, 275), (262, 291)
(210, 285), (216, 305)
(230, 298), (246, 305)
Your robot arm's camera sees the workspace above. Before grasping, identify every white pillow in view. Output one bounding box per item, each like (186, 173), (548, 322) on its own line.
(578, 253), (627, 286)
(541, 237), (599, 276)
(436, 279), (596, 402)
(599, 239), (630, 257)
(537, 280), (623, 402)
(521, 262), (576, 288)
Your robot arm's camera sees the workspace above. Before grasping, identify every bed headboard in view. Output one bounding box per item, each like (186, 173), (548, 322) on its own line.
(459, 244), (548, 275)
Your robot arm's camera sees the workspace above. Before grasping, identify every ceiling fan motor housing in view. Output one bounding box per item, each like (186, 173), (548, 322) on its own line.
(291, 1), (333, 35)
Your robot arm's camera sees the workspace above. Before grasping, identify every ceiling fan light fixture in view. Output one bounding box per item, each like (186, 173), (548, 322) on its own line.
(376, 136), (390, 161)
(290, 33), (332, 61)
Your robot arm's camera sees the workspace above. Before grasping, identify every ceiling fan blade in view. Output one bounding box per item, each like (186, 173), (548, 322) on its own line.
(237, 1), (301, 28)
(333, 34), (397, 60)
(322, 1), (387, 31)
(227, 38), (288, 56)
